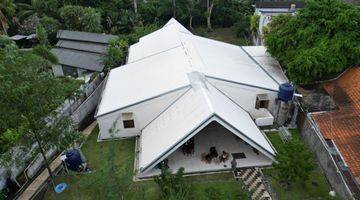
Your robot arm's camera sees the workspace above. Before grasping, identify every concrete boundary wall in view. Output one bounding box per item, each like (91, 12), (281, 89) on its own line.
(296, 102), (353, 199)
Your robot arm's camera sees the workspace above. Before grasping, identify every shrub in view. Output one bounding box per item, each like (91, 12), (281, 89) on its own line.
(59, 5), (102, 32)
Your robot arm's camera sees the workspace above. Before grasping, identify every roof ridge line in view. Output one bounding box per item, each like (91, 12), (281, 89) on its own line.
(206, 80), (250, 115)
(140, 87), (192, 131)
(95, 85), (191, 118)
(127, 45), (182, 65)
(206, 75), (278, 92)
(239, 46), (280, 86)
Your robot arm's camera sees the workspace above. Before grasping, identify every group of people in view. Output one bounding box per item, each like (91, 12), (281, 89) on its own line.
(202, 147), (230, 164)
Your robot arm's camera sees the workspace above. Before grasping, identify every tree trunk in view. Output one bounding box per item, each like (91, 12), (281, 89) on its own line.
(173, 0), (176, 17)
(33, 132), (55, 189)
(0, 11), (9, 35)
(189, 14), (193, 30)
(133, 0), (137, 14)
(206, 0), (214, 30)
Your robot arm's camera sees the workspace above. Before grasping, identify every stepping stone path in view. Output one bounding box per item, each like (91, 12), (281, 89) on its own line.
(233, 168), (272, 200)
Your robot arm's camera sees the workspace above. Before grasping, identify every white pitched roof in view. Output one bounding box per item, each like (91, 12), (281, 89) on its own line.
(97, 47), (192, 116)
(139, 75), (275, 172)
(96, 18), (284, 117)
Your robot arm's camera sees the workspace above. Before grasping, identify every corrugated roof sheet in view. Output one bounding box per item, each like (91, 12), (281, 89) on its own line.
(56, 40), (108, 54)
(51, 48), (104, 71)
(313, 67), (360, 180)
(57, 30), (118, 44)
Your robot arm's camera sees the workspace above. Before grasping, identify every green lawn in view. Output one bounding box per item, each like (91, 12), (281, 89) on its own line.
(193, 27), (251, 46)
(44, 126), (249, 200)
(263, 130), (333, 200)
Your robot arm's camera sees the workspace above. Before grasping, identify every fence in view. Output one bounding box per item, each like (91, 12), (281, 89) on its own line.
(58, 73), (104, 117)
(7, 73), (106, 199)
(296, 101), (354, 199)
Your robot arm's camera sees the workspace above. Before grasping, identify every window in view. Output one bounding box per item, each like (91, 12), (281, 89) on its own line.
(122, 112), (135, 128)
(255, 94), (269, 109)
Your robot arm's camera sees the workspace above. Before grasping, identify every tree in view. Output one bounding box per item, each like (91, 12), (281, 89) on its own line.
(155, 167), (190, 200)
(0, 41), (82, 188)
(265, 0), (360, 84)
(39, 16), (60, 42)
(249, 14), (259, 35)
(28, 114), (82, 188)
(133, 0), (137, 14)
(0, 41), (81, 156)
(59, 5), (102, 32)
(205, 0), (216, 30)
(274, 138), (316, 188)
(80, 122), (132, 199)
(103, 37), (128, 70)
(0, 0), (16, 35)
(36, 24), (48, 45)
(185, 0), (196, 29)
(16, 0), (59, 22)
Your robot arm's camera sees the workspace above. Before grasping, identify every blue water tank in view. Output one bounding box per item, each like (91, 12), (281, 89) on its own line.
(65, 149), (84, 171)
(278, 83), (294, 102)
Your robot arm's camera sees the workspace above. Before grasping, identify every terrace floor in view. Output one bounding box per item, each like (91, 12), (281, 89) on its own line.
(139, 122), (273, 178)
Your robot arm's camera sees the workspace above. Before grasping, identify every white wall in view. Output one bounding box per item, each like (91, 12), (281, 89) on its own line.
(52, 64), (64, 77)
(97, 88), (189, 140)
(208, 78), (279, 118)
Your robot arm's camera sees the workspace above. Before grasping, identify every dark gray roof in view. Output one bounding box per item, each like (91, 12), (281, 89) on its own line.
(51, 48), (104, 71)
(255, 1), (304, 9)
(56, 40), (108, 54)
(57, 30), (118, 44)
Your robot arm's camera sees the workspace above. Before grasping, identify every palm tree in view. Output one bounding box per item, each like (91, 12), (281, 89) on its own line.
(0, 0), (15, 35)
(16, 0), (45, 22)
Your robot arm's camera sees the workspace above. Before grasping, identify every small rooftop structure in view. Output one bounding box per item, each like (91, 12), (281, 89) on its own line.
(51, 30), (118, 77)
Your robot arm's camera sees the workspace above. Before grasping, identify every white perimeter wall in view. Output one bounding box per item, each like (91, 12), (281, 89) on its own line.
(208, 78), (278, 118)
(97, 88), (189, 140)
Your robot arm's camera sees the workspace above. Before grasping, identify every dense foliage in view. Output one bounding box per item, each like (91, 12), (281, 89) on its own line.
(0, 37), (81, 154)
(59, 5), (102, 32)
(1, 0), (254, 37)
(265, 0), (360, 84)
(104, 24), (159, 69)
(274, 138), (316, 188)
(155, 167), (190, 200)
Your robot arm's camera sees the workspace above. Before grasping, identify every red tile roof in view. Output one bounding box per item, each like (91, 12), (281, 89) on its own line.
(313, 67), (360, 179)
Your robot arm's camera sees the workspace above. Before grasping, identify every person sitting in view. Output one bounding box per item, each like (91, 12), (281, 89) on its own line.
(219, 151), (229, 162)
(209, 146), (218, 158)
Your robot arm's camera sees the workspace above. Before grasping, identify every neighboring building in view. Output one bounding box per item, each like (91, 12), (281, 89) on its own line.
(312, 67), (360, 197)
(51, 30), (118, 78)
(95, 19), (292, 178)
(254, 0), (304, 45)
(9, 34), (36, 48)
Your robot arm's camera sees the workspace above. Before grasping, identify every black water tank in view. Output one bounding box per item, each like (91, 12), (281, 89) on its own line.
(278, 83), (294, 102)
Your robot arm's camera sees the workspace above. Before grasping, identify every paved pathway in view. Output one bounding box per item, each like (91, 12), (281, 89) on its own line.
(234, 168), (272, 200)
(16, 121), (97, 200)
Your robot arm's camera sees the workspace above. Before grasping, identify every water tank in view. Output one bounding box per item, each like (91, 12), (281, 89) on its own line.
(65, 149), (84, 171)
(278, 83), (294, 102)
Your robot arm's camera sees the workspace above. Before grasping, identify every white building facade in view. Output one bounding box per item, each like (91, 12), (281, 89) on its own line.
(95, 19), (290, 177)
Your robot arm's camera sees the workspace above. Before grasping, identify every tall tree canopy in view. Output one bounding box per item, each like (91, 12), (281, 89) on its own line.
(0, 37), (81, 153)
(265, 0), (360, 84)
(59, 5), (102, 32)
